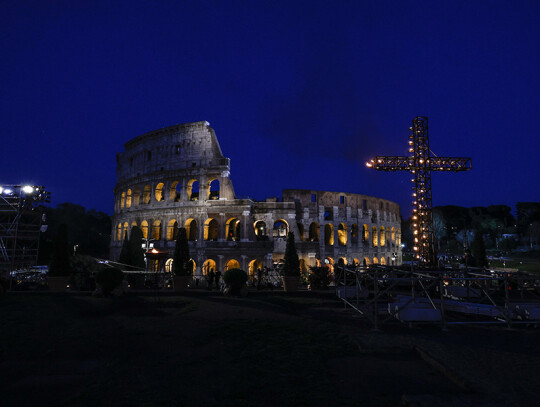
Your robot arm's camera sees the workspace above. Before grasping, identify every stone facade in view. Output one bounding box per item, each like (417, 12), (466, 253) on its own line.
(111, 121), (402, 278)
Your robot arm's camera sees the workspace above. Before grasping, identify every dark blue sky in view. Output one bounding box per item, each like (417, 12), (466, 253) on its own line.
(2, 0), (538, 217)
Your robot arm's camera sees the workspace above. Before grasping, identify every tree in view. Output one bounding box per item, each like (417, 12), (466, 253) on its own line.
(49, 223), (71, 276)
(118, 231), (131, 268)
(433, 211), (446, 251)
(129, 226), (146, 270)
(472, 231), (488, 268)
(172, 227), (191, 276)
(283, 232), (300, 276)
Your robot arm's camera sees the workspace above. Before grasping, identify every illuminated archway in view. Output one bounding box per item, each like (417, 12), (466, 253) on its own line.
(116, 223), (122, 241)
(133, 187), (141, 206)
(351, 224), (358, 244)
(273, 219), (289, 238)
(380, 257), (386, 265)
(363, 224), (369, 243)
(123, 222), (128, 239)
(380, 226), (386, 246)
(126, 189), (132, 208)
(170, 181), (181, 202)
(203, 259), (217, 276)
(373, 257), (379, 264)
(141, 220), (149, 239)
(204, 218), (219, 241)
(248, 259), (263, 281)
(338, 223), (347, 246)
(372, 226), (378, 247)
(309, 222), (319, 242)
(155, 183), (164, 202)
(187, 179), (199, 201)
(185, 218), (198, 241)
(254, 221), (267, 240)
(208, 178), (220, 200)
(143, 185), (151, 204)
(152, 220), (162, 240)
(165, 258), (174, 273)
(391, 227), (395, 243)
(325, 224), (334, 246)
(120, 192), (125, 208)
(297, 223), (305, 242)
(226, 218), (241, 241)
(363, 257), (370, 266)
(167, 220), (178, 241)
(325, 257), (335, 273)
(226, 259), (240, 270)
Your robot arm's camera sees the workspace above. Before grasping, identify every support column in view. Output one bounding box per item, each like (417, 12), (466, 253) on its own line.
(242, 210), (250, 241)
(241, 255), (247, 272)
(219, 213), (226, 241)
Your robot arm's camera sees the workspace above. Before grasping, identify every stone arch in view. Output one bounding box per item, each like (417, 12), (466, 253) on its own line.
(133, 187), (141, 206)
(126, 189), (132, 208)
(363, 224), (369, 243)
(391, 227), (395, 243)
(248, 259), (263, 281)
(373, 257), (379, 264)
(351, 224), (358, 244)
(185, 218), (198, 241)
(116, 223), (122, 241)
(309, 222), (320, 242)
(226, 259), (240, 271)
(120, 192), (125, 208)
(123, 222), (129, 239)
(170, 181), (181, 202)
(380, 226), (386, 246)
(152, 220), (162, 240)
(204, 218), (219, 241)
(254, 220), (267, 240)
(203, 259), (217, 275)
(131, 220), (138, 231)
(167, 219), (178, 241)
(325, 224), (334, 246)
(141, 220), (149, 239)
(397, 229), (401, 245)
(155, 183), (164, 202)
(273, 219), (289, 238)
(372, 226), (378, 247)
(143, 184), (151, 204)
(363, 257), (370, 266)
(353, 258), (360, 266)
(226, 218), (241, 241)
(187, 258), (196, 274)
(165, 258), (174, 273)
(297, 223), (305, 242)
(338, 223), (347, 246)
(380, 257), (386, 265)
(208, 178), (220, 200)
(325, 257), (335, 273)
(187, 179), (199, 201)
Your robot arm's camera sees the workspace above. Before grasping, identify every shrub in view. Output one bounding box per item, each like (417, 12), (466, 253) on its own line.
(95, 267), (124, 295)
(223, 268), (248, 292)
(308, 266), (331, 290)
(283, 232), (300, 276)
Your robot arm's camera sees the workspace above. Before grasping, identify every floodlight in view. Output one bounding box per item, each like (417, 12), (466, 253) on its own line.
(0, 187), (3, 194)
(4, 188), (13, 195)
(22, 185), (34, 194)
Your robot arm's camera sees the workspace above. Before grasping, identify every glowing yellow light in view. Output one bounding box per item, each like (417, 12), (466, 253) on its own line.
(366, 162), (372, 167)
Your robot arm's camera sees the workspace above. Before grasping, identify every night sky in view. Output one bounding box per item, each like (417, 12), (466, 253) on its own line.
(2, 0), (538, 218)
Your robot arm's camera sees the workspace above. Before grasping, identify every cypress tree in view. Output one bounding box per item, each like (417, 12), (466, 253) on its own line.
(283, 232), (300, 276)
(129, 226), (146, 270)
(118, 231), (131, 268)
(49, 223), (71, 276)
(472, 231), (488, 268)
(172, 227), (191, 276)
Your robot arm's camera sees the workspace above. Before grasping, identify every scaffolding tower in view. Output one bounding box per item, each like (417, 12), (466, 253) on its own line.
(0, 185), (50, 272)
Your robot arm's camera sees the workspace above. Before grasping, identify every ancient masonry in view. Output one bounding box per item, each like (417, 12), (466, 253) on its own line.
(110, 121), (402, 277)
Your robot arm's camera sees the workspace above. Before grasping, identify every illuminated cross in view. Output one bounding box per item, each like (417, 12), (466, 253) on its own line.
(366, 117), (471, 266)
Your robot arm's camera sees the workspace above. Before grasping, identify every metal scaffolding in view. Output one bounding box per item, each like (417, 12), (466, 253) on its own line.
(0, 185), (50, 272)
(367, 117), (472, 266)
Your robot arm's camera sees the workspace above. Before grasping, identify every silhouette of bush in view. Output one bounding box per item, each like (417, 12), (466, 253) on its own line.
(95, 267), (124, 295)
(223, 268), (248, 295)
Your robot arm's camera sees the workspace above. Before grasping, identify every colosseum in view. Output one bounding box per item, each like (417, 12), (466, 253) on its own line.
(111, 121), (402, 279)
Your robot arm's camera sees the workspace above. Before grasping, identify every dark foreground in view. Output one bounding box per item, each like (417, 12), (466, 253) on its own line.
(1, 290), (539, 407)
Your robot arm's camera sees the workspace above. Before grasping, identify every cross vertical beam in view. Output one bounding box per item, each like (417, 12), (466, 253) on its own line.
(366, 117), (471, 267)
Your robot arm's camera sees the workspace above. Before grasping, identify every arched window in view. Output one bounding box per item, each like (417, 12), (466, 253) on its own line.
(185, 219), (198, 241)
(226, 259), (240, 271)
(155, 183), (164, 202)
(126, 189), (132, 208)
(380, 257), (386, 265)
(143, 185), (151, 204)
(248, 259), (263, 282)
(120, 192), (125, 209)
(141, 220), (149, 239)
(373, 257), (379, 264)
(116, 223), (122, 241)
(167, 220), (178, 241)
(152, 220), (162, 240)
(338, 223), (347, 246)
(309, 222), (319, 242)
(204, 218), (219, 241)
(391, 227), (395, 243)
(131, 221), (138, 231)
(372, 226), (378, 247)
(165, 258), (174, 273)
(351, 224), (358, 244)
(123, 222), (128, 239)
(364, 257), (370, 266)
(273, 219), (289, 238)
(325, 224), (334, 246)
(363, 224), (369, 243)
(208, 178), (220, 200)
(187, 179), (199, 201)
(170, 181), (181, 202)
(380, 226), (385, 246)
(202, 259), (217, 276)
(226, 218), (241, 241)
(254, 221), (267, 240)
(297, 223), (305, 242)
(133, 187), (141, 206)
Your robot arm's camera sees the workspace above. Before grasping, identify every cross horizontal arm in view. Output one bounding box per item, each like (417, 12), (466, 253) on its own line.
(366, 156), (472, 172)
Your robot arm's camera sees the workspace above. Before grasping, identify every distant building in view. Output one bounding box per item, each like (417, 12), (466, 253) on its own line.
(110, 121), (402, 278)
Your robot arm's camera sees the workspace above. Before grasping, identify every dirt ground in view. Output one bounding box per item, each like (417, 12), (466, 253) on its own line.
(1, 289), (539, 407)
